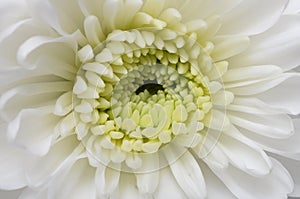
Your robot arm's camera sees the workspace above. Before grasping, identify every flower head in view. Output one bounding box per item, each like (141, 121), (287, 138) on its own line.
(1, 0), (300, 198)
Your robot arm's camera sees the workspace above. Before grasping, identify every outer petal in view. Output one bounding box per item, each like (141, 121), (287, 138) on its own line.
(110, 173), (144, 199)
(256, 75), (300, 115)
(0, 0), (29, 31)
(218, 0), (288, 35)
(48, 158), (97, 199)
(284, 0), (300, 14)
(220, 127), (273, 176)
(239, 118), (300, 160)
(25, 135), (82, 188)
(270, 154), (300, 197)
(196, 158), (237, 199)
(164, 145), (207, 199)
(0, 124), (32, 190)
(7, 106), (61, 156)
(154, 167), (187, 199)
(207, 157), (294, 199)
(229, 15), (300, 71)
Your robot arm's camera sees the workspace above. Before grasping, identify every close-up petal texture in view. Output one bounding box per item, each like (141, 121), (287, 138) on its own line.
(0, 0), (300, 198)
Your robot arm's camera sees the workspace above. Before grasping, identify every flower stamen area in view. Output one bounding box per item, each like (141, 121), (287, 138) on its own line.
(72, 27), (216, 168)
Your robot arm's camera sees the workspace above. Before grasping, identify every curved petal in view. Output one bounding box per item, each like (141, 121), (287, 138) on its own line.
(0, 81), (72, 120)
(0, 19), (48, 66)
(110, 173), (144, 199)
(7, 106), (61, 156)
(218, 0), (287, 35)
(229, 15), (300, 71)
(95, 162), (120, 197)
(284, 0), (300, 14)
(17, 35), (76, 69)
(270, 154), (300, 197)
(196, 158), (237, 199)
(175, 0), (240, 22)
(239, 118), (300, 160)
(164, 145), (207, 199)
(228, 110), (293, 138)
(256, 75), (300, 115)
(48, 158), (97, 199)
(154, 167), (187, 199)
(25, 135), (82, 187)
(135, 153), (159, 194)
(219, 127), (272, 176)
(207, 157), (294, 199)
(226, 73), (298, 96)
(0, 0), (29, 31)
(47, 0), (85, 34)
(0, 124), (32, 190)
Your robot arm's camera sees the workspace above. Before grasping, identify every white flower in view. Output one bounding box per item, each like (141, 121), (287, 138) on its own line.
(1, 0), (300, 198)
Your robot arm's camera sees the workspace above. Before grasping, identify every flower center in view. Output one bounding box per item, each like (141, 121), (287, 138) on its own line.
(72, 27), (216, 166)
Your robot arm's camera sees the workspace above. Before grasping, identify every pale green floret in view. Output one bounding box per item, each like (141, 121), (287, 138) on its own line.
(74, 27), (215, 154)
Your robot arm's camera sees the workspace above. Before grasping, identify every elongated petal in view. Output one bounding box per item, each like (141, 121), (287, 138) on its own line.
(270, 154), (300, 197)
(256, 75), (300, 115)
(7, 106), (60, 156)
(239, 119), (300, 160)
(154, 167), (187, 199)
(220, 126), (272, 176)
(208, 158), (294, 199)
(228, 111), (293, 138)
(219, 0), (287, 35)
(25, 135), (82, 187)
(135, 153), (159, 194)
(0, 124), (31, 190)
(164, 145), (206, 199)
(95, 163), (120, 197)
(197, 158), (236, 199)
(48, 158), (97, 199)
(229, 15), (300, 71)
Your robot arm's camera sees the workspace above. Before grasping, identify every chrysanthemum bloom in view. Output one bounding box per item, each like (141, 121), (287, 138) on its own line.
(1, 0), (300, 198)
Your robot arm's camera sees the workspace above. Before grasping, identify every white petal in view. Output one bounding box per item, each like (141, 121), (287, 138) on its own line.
(223, 65), (282, 83)
(0, 80), (70, 121)
(193, 130), (229, 170)
(95, 163), (120, 196)
(25, 135), (82, 187)
(228, 97), (283, 115)
(211, 35), (249, 61)
(284, 0), (300, 14)
(164, 145), (206, 198)
(110, 173), (144, 199)
(220, 126), (272, 176)
(256, 75), (300, 115)
(45, 0), (85, 34)
(0, 19), (48, 66)
(0, 0), (29, 30)
(219, 0), (287, 35)
(270, 154), (300, 197)
(208, 157), (294, 199)
(154, 167), (187, 199)
(54, 91), (73, 116)
(135, 153), (159, 194)
(226, 73), (297, 96)
(197, 159), (236, 199)
(7, 106), (60, 156)
(228, 110), (293, 138)
(176, 0), (240, 22)
(229, 15), (300, 71)
(0, 124), (31, 190)
(17, 36), (76, 68)
(48, 158), (97, 199)
(239, 118), (300, 159)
